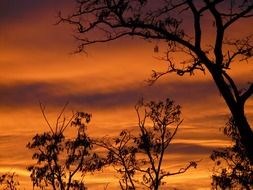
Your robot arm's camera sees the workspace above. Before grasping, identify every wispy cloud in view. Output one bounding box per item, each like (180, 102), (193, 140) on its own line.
(0, 79), (219, 110)
(0, 0), (70, 24)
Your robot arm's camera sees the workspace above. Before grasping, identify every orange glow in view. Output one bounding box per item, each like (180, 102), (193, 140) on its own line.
(0, 1), (252, 190)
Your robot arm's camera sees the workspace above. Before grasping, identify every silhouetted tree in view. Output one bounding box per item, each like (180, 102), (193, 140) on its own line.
(98, 130), (137, 190)
(97, 99), (197, 190)
(211, 118), (253, 190)
(0, 173), (19, 190)
(27, 104), (105, 190)
(59, 0), (253, 163)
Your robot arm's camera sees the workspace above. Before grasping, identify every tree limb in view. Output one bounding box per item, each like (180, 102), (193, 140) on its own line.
(241, 83), (253, 106)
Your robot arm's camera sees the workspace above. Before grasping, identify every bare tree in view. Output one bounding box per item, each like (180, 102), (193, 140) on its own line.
(0, 173), (19, 190)
(27, 104), (106, 190)
(97, 99), (197, 190)
(211, 118), (253, 190)
(58, 0), (253, 163)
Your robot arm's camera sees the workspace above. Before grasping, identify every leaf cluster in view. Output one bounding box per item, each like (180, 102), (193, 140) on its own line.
(211, 118), (253, 190)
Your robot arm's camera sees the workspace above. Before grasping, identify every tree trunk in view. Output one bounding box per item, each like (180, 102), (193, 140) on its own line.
(154, 181), (159, 190)
(232, 109), (253, 164)
(211, 69), (253, 164)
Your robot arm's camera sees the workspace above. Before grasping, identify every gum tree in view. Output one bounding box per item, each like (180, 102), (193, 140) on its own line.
(58, 0), (253, 163)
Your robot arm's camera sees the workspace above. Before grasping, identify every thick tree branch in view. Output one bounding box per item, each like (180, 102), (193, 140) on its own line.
(222, 70), (240, 102)
(204, 0), (224, 65)
(187, 0), (202, 49)
(241, 83), (253, 106)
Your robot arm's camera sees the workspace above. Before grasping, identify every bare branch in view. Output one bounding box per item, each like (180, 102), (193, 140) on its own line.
(224, 3), (253, 29)
(39, 102), (54, 134)
(56, 101), (69, 133)
(160, 161), (198, 181)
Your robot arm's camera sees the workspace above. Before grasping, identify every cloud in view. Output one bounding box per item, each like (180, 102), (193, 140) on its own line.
(166, 142), (217, 155)
(0, 134), (31, 166)
(0, 79), (219, 110)
(0, 0), (70, 24)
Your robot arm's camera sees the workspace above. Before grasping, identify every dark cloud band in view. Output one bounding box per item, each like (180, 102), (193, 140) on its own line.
(0, 79), (217, 109)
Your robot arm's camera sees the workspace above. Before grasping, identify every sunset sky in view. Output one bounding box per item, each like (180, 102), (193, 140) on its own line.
(0, 0), (252, 189)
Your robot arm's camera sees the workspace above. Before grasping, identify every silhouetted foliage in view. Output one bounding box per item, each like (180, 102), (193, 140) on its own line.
(27, 104), (106, 190)
(98, 130), (137, 190)
(59, 0), (253, 163)
(211, 118), (253, 190)
(0, 173), (19, 190)
(97, 99), (197, 190)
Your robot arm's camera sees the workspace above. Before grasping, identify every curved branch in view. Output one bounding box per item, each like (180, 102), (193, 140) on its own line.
(222, 71), (240, 102)
(159, 161), (198, 181)
(39, 102), (54, 134)
(241, 83), (253, 106)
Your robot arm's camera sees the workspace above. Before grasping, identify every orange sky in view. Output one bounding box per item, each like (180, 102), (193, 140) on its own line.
(0, 1), (252, 189)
